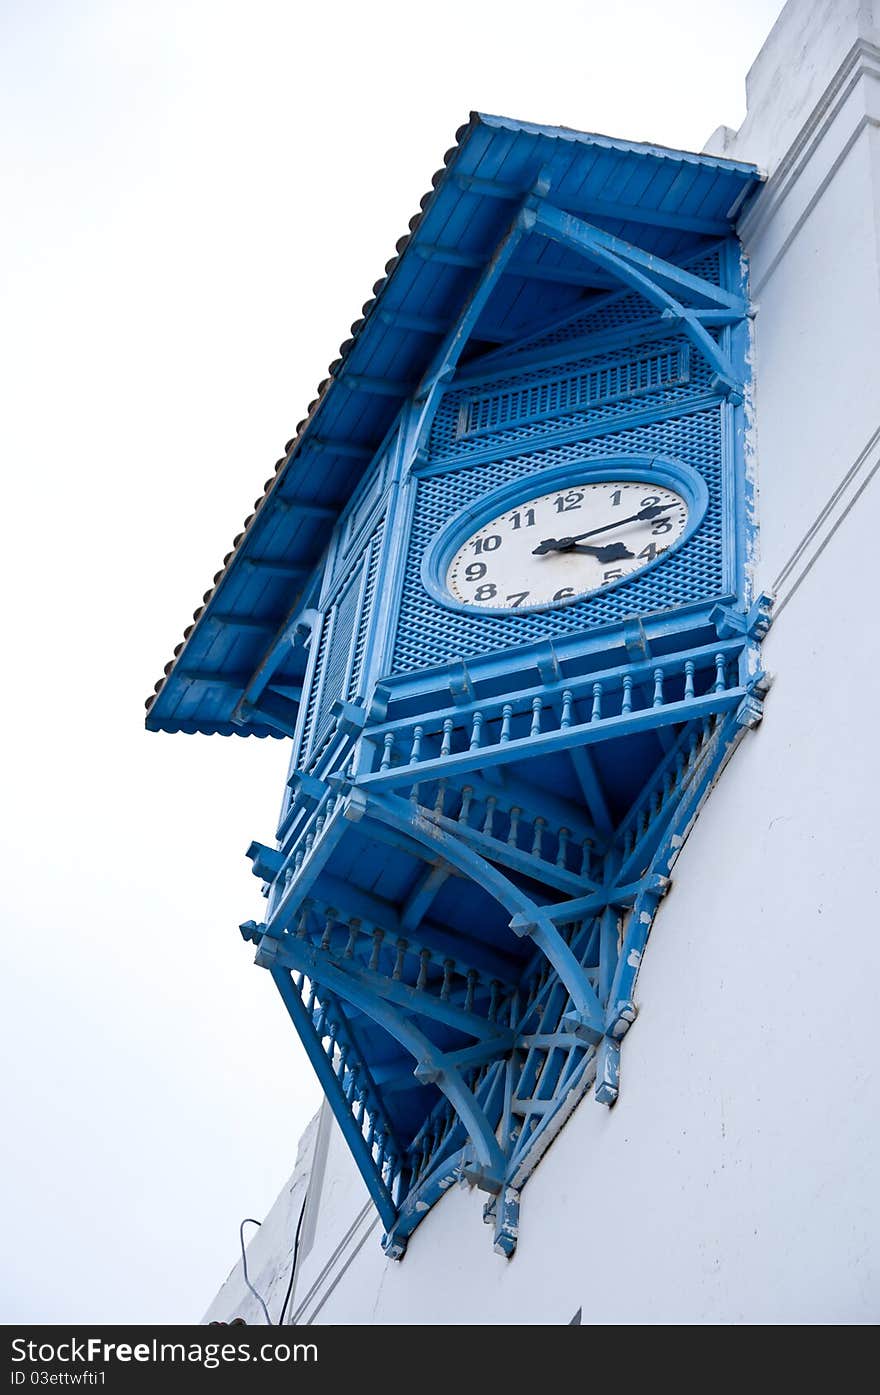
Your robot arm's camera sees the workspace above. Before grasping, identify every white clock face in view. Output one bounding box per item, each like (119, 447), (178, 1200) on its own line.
(446, 479), (689, 610)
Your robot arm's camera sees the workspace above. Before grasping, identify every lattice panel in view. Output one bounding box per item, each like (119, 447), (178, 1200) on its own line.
(393, 408), (725, 675)
(460, 344), (689, 439)
(301, 521), (385, 763)
(430, 334), (713, 462)
(350, 521), (383, 699)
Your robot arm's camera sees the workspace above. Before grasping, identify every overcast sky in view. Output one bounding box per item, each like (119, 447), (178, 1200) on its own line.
(1, 0), (783, 1323)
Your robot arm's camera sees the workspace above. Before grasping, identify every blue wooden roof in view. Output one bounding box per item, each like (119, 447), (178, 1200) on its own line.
(145, 112), (760, 736)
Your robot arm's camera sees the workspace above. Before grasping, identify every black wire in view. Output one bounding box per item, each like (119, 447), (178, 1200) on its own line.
(278, 1187), (309, 1326)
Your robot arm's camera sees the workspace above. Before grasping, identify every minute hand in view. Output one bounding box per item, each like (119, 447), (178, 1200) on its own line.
(532, 503), (672, 555)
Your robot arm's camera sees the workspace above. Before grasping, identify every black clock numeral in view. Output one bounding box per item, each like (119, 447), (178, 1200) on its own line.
(505, 591), (530, 607)
(641, 495), (661, 508)
(553, 587), (575, 601)
(554, 492), (584, 513)
(472, 534), (501, 555)
(602, 569), (623, 582)
(651, 519), (673, 535)
(465, 561), (487, 582)
(510, 509), (536, 530)
(611, 489), (622, 506)
(637, 543), (658, 561)
(475, 583), (497, 602)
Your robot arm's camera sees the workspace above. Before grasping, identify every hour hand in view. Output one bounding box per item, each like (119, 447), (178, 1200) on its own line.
(532, 538), (634, 562)
(570, 541), (634, 562)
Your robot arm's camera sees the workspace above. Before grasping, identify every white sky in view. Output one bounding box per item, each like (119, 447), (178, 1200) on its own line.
(1, 0), (783, 1323)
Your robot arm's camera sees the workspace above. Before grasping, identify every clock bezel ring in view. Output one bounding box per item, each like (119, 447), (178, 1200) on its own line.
(420, 453), (711, 618)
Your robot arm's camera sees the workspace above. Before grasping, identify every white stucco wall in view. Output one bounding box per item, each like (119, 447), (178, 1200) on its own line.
(206, 0), (880, 1325)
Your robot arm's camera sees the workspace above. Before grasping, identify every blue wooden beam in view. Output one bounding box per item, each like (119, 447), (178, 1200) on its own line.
(232, 606), (316, 723)
(269, 966), (398, 1232)
(414, 208), (533, 404)
(361, 790), (606, 1042)
(208, 613), (277, 633)
(242, 557), (310, 578)
(453, 172), (733, 237)
(568, 747), (614, 836)
(308, 438), (376, 460)
(540, 210), (746, 311)
(261, 939), (509, 1192)
(532, 204), (742, 391)
(341, 373), (414, 397)
(256, 928), (516, 1045)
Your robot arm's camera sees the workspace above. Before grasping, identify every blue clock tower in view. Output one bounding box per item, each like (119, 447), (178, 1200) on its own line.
(147, 115), (769, 1260)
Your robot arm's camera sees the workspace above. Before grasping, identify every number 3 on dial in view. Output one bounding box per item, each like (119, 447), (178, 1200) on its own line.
(445, 479), (689, 611)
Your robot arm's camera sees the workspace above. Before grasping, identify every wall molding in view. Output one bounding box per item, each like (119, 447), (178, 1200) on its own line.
(740, 38), (880, 284)
(772, 421), (880, 617)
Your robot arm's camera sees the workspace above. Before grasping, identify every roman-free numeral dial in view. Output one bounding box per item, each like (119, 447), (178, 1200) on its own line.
(446, 480), (688, 610)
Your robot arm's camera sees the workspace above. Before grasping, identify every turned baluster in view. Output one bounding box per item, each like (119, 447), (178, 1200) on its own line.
(591, 682), (603, 722)
(314, 815), (325, 842)
(320, 910), (335, 951)
(530, 698), (543, 738)
(482, 795), (497, 837)
(469, 710), (484, 750)
(560, 689), (573, 729)
(464, 968), (478, 1013)
(304, 831), (315, 857)
(344, 917), (361, 960)
(380, 732), (395, 771)
(458, 786), (474, 825)
(434, 780), (446, 817)
(410, 725), (423, 764)
(621, 674), (633, 715)
(392, 938), (408, 981)
(653, 668), (665, 707)
(488, 980), (501, 1023)
(416, 947), (431, 990)
(531, 816), (546, 858)
(441, 718), (454, 757)
(580, 837), (593, 878)
(556, 827), (570, 870)
(500, 703), (513, 743)
(684, 659), (695, 701)
(441, 958), (455, 1001)
(369, 927), (384, 971)
(294, 846), (305, 871)
(507, 806), (521, 847)
(295, 909), (309, 941)
(714, 653), (727, 693)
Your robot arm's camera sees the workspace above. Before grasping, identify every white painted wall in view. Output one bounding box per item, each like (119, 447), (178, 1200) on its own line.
(206, 0), (880, 1324)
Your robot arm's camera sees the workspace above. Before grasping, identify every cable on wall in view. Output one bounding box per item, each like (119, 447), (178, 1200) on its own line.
(238, 1218), (272, 1326)
(278, 1186), (309, 1326)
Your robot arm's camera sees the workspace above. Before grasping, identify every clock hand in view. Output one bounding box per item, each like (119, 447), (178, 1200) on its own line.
(568, 541), (635, 562)
(532, 503), (673, 555)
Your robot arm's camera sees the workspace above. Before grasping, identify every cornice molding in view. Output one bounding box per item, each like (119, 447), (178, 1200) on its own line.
(739, 37), (880, 252)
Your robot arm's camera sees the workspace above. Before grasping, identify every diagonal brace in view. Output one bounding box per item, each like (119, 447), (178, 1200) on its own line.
(533, 203), (742, 394)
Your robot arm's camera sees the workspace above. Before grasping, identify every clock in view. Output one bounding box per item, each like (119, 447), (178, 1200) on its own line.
(445, 478), (689, 611)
